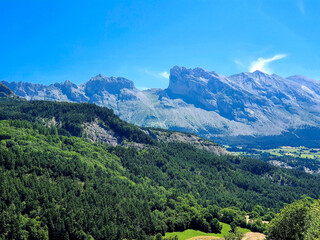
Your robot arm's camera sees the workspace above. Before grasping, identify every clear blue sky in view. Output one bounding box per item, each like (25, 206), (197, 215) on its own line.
(1, 0), (320, 89)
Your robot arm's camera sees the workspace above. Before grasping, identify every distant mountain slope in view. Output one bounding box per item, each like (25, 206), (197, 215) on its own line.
(0, 83), (18, 98)
(3, 66), (320, 146)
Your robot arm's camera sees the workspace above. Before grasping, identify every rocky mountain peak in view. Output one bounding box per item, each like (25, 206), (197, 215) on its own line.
(64, 80), (74, 85)
(88, 74), (134, 86)
(168, 66), (210, 95)
(229, 70), (283, 89)
(166, 66), (238, 114)
(53, 80), (78, 89)
(168, 66), (223, 89)
(231, 70), (270, 79)
(168, 66), (233, 92)
(4, 66), (320, 145)
(84, 75), (136, 96)
(170, 66), (217, 79)
(89, 74), (107, 81)
(170, 65), (188, 73)
(251, 70), (269, 76)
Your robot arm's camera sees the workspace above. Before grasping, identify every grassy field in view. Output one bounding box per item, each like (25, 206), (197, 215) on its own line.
(227, 145), (320, 174)
(259, 146), (320, 159)
(164, 222), (250, 240)
(229, 146), (320, 160)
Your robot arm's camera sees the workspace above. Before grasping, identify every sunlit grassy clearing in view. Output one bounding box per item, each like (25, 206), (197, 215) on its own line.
(165, 222), (250, 240)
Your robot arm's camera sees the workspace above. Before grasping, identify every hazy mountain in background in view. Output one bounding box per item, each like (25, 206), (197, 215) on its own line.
(3, 66), (320, 146)
(0, 82), (18, 98)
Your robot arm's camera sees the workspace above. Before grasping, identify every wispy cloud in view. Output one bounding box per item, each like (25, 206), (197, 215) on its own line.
(249, 54), (287, 74)
(143, 69), (170, 80)
(234, 59), (246, 69)
(297, 0), (305, 15)
(159, 71), (169, 79)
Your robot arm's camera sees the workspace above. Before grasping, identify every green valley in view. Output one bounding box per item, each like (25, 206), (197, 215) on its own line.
(1, 97), (320, 239)
(228, 145), (320, 174)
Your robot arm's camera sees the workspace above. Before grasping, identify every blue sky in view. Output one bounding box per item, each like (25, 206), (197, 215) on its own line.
(1, 0), (320, 89)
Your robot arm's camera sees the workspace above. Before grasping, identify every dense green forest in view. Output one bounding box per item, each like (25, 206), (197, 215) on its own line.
(266, 197), (320, 240)
(1, 98), (320, 239)
(0, 99), (154, 144)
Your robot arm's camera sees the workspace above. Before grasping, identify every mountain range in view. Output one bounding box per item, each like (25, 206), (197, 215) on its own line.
(3, 66), (320, 146)
(2, 70), (320, 239)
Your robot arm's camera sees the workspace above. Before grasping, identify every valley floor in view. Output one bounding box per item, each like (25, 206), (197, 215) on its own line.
(228, 145), (320, 174)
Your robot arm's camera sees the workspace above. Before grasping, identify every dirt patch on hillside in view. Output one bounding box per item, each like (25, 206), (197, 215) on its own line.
(187, 237), (221, 240)
(242, 232), (265, 240)
(186, 232), (265, 240)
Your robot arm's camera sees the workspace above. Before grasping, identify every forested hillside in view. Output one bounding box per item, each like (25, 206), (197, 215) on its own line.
(266, 198), (320, 240)
(0, 83), (18, 99)
(1, 98), (320, 239)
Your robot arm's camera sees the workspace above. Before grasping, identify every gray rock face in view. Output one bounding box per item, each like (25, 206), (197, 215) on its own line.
(3, 67), (320, 144)
(81, 120), (227, 155)
(84, 74), (135, 96)
(144, 128), (228, 155)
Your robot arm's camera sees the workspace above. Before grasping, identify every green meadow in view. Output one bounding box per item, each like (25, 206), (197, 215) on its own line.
(259, 146), (320, 159)
(165, 222), (250, 240)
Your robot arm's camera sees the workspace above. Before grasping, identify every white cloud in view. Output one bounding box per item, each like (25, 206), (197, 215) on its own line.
(159, 71), (169, 79)
(249, 54), (287, 74)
